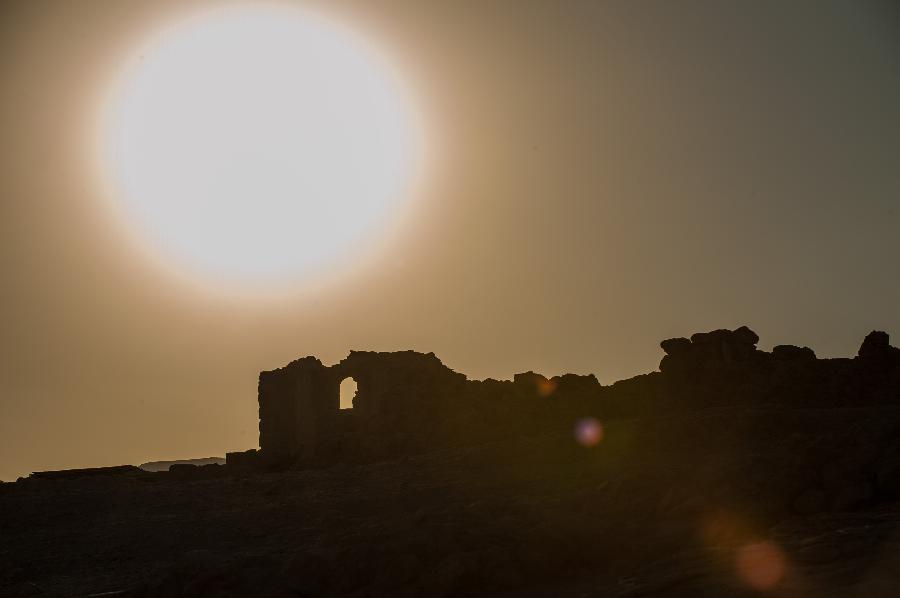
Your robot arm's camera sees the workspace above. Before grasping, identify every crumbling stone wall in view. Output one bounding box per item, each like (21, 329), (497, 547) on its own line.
(332, 351), (467, 421)
(255, 351), (467, 466)
(258, 357), (337, 466)
(234, 327), (900, 470)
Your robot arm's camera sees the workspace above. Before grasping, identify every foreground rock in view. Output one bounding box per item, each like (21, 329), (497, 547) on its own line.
(2, 327), (900, 597)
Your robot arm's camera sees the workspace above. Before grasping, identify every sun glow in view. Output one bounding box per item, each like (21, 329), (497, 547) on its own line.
(98, 4), (423, 290)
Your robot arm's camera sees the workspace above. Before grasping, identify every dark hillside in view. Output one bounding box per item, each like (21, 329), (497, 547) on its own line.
(3, 327), (900, 597)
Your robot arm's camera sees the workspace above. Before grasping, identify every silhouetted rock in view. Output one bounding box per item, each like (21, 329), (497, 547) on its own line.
(859, 330), (892, 360)
(5, 325), (900, 597)
(772, 344), (816, 361)
(660, 337), (691, 355)
(658, 326), (763, 377)
(551, 373), (601, 395)
(244, 326), (900, 474)
(733, 325), (760, 345)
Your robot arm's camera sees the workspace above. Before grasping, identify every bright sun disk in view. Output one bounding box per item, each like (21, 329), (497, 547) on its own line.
(99, 5), (422, 289)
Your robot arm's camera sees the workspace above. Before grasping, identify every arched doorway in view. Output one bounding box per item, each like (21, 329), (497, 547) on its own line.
(339, 377), (358, 410)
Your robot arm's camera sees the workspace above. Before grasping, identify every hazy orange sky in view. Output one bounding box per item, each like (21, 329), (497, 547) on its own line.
(2, 0), (899, 481)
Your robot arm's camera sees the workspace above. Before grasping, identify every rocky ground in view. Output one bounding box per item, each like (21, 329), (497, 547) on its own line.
(4, 403), (900, 597)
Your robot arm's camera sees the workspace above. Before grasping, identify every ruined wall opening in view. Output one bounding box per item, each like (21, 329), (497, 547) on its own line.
(339, 377), (358, 410)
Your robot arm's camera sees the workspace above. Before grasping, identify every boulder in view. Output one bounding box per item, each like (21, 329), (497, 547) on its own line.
(690, 329), (732, 345)
(733, 325), (760, 346)
(660, 337), (691, 356)
(859, 331), (891, 359)
(661, 326), (761, 373)
(772, 345), (816, 361)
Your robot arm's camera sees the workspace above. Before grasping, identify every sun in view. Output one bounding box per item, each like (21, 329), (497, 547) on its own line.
(98, 4), (423, 289)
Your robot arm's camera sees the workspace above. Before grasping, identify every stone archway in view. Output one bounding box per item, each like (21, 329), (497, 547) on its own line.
(257, 350), (467, 466)
(339, 376), (358, 410)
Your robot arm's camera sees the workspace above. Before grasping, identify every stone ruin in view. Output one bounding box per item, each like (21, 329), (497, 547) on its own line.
(247, 351), (466, 467)
(226, 327), (900, 471)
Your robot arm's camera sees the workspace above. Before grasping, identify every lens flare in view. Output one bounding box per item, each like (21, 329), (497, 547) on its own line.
(574, 417), (603, 447)
(536, 377), (557, 397)
(735, 541), (786, 591)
